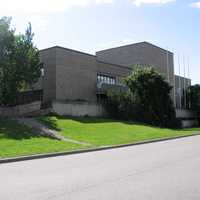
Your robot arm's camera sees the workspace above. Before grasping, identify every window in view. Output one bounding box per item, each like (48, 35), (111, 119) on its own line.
(97, 74), (116, 85)
(41, 68), (44, 77)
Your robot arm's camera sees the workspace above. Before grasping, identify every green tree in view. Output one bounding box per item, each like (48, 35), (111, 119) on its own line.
(0, 17), (42, 106)
(0, 17), (16, 105)
(190, 84), (200, 116)
(106, 66), (178, 128)
(125, 66), (177, 127)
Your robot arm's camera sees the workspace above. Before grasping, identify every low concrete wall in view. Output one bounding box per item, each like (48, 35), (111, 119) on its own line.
(181, 120), (199, 128)
(176, 109), (199, 128)
(52, 101), (106, 117)
(176, 109), (197, 119)
(0, 101), (41, 117)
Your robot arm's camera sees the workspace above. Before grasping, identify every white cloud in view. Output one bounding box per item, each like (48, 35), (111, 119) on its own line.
(190, 2), (200, 9)
(131, 0), (175, 7)
(0, 0), (114, 14)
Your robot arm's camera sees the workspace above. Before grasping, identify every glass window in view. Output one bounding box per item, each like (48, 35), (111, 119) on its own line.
(41, 68), (44, 77)
(108, 77), (111, 84)
(97, 74), (116, 85)
(106, 77), (109, 84)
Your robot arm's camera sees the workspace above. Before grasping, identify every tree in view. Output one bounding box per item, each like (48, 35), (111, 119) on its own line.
(125, 66), (177, 127)
(0, 17), (16, 105)
(190, 84), (200, 116)
(106, 66), (178, 128)
(0, 17), (42, 106)
(14, 23), (42, 90)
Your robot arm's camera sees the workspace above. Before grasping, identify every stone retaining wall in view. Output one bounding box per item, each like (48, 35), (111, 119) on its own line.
(52, 101), (106, 117)
(176, 109), (199, 128)
(181, 119), (199, 128)
(0, 101), (41, 117)
(176, 109), (197, 119)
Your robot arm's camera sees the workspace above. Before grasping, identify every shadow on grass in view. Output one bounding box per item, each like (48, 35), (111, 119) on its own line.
(38, 116), (62, 131)
(0, 119), (41, 140)
(38, 114), (128, 130)
(38, 114), (187, 132)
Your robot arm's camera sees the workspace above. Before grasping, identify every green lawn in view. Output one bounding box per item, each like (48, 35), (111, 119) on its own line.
(0, 119), (84, 158)
(0, 116), (200, 159)
(39, 116), (200, 147)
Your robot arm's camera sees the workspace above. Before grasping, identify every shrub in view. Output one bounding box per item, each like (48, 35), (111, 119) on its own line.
(105, 66), (179, 128)
(190, 85), (200, 114)
(190, 84), (200, 126)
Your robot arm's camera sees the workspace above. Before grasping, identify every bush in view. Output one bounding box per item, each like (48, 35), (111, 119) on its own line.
(105, 66), (179, 128)
(190, 85), (200, 114)
(190, 84), (200, 126)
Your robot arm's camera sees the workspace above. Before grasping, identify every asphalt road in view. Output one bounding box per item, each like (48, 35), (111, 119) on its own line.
(1, 136), (200, 200)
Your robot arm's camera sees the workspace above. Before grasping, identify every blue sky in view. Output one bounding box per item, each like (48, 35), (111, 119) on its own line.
(0, 0), (199, 84)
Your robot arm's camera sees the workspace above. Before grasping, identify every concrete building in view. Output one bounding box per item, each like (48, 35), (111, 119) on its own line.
(39, 42), (191, 117)
(175, 75), (191, 109)
(40, 46), (131, 104)
(96, 42), (175, 103)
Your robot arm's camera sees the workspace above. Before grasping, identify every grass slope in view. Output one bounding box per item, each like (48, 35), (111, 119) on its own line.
(0, 119), (83, 158)
(1, 116), (199, 159)
(39, 116), (200, 147)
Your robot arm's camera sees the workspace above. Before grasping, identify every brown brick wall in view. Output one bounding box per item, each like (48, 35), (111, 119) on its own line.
(96, 42), (174, 85)
(96, 42), (175, 102)
(55, 47), (97, 102)
(40, 47), (56, 103)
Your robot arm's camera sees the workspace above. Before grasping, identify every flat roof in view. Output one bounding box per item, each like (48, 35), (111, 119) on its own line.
(40, 46), (96, 58)
(175, 75), (191, 81)
(96, 41), (173, 55)
(40, 45), (131, 70)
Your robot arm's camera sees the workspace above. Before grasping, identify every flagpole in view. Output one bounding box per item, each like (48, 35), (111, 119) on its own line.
(183, 55), (186, 109)
(166, 47), (170, 83)
(187, 56), (191, 109)
(178, 54), (182, 109)
(173, 49), (176, 108)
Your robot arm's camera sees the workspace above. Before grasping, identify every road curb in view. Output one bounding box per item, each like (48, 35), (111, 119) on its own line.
(0, 133), (200, 164)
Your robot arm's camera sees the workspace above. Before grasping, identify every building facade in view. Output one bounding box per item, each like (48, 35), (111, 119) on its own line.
(175, 75), (191, 109)
(39, 42), (191, 110)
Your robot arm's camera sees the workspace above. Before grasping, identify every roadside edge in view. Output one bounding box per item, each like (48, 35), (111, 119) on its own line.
(0, 133), (199, 164)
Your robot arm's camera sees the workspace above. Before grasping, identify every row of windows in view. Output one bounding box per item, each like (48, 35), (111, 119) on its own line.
(97, 74), (116, 85)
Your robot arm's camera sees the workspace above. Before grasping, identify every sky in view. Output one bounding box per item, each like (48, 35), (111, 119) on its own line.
(0, 0), (199, 84)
